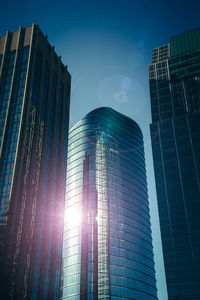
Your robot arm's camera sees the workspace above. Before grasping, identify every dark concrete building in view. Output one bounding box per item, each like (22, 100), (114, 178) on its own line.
(149, 29), (200, 299)
(61, 107), (157, 299)
(0, 25), (71, 299)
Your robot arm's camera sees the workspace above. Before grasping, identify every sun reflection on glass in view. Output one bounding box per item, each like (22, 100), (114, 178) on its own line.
(64, 206), (82, 227)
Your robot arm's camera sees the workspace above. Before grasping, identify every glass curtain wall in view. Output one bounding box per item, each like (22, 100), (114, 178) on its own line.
(61, 107), (157, 300)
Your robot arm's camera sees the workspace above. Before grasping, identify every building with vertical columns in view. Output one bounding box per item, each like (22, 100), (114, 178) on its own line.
(0, 25), (71, 299)
(149, 29), (200, 299)
(61, 107), (157, 299)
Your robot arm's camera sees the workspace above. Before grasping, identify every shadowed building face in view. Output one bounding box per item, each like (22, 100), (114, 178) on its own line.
(61, 107), (157, 299)
(0, 25), (71, 299)
(149, 28), (200, 299)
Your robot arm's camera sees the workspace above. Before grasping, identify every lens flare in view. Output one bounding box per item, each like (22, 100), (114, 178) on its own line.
(64, 206), (82, 227)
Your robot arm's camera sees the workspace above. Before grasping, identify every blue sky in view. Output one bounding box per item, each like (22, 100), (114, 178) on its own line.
(1, 1), (200, 298)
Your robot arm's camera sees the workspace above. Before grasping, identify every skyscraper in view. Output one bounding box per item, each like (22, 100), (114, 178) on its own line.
(149, 29), (200, 299)
(61, 107), (157, 299)
(0, 25), (71, 299)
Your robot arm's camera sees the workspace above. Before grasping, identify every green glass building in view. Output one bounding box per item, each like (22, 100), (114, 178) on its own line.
(0, 25), (71, 299)
(149, 29), (200, 299)
(61, 107), (157, 299)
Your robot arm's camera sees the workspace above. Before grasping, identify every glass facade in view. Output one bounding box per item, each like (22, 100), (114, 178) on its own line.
(0, 25), (71, 299)
(61, 107), (157, 299)
(0, 46), (29, 225)
(149, 28), (200, 299)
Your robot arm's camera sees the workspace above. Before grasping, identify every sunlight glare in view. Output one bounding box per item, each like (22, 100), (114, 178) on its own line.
(65, 206), (82, 227)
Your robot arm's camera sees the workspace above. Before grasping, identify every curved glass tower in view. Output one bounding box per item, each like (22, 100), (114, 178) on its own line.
(61, 107), (157, 299)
